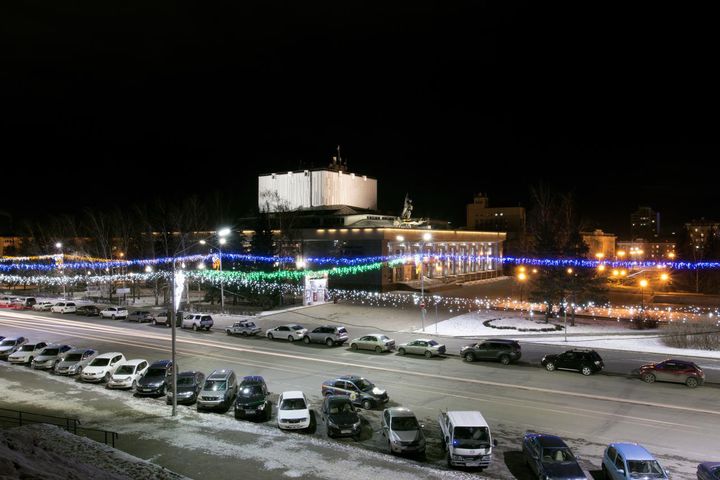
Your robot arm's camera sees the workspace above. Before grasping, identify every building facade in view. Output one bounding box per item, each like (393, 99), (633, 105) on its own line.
(466, 194), (525, 253)
(580, 230), (616, 259)
(630, 206), (660, 240)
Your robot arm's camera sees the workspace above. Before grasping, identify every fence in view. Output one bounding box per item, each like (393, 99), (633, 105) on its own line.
(0, 407), (119, 447)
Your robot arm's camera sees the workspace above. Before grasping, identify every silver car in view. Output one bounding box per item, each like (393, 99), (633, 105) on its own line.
(381, 407), (426, 455)
(8, 341), (49, 365)
(397, 339), (446, 358)
(31, 344), (73, 370)
(349, 334), (395, 353)
(197, 369), (238, 412)
(303, 325), (349, 347)
(0, 336), (28, 360)
(54, 348), (99, 376)
(266, 324), (307, 342)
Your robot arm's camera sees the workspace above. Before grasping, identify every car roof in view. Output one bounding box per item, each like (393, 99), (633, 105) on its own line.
(446, 411), (489, 428)
(2, 336), (25, 341)
(325, 395), (352, 404)
(487, 339), (520, 344)
(177, 370), (202, 377)
(611, 443), (655, 460)
(149, 359), (172, 368)
(207, 369), (233, 379)
(95, 352), (123, 358)
(241, 375), (265, 384)
(534, 434), (568, 448)
(337, 375), (364, 382)
(281, 390), (305, 399)
(120, 359), (147, 366)
(42, 343), (70, 349)
(386, 407), (417, 418)
(66, 348), (95, 354)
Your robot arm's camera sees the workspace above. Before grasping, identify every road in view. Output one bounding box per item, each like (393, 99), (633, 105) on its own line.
(1, 307), (718, 479)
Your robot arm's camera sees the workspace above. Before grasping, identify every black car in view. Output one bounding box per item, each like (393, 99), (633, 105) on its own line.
(234, 376), (272, 420)
(541, 349), (604, 376)
(522, 433), (586, 480)
(76, 305), (101, 317)
(461, 339), (521, 365)
(127, 310), (155, 323)
(321, 375), (389, 410)
(136, 359), (174, 396)
(166, 371), (205, 405)
(321, 395), (361, 438)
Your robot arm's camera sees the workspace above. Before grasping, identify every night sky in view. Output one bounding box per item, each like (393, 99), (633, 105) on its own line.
(2, 2), (718, 236)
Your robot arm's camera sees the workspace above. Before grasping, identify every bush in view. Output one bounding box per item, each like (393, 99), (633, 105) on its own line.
(627, 315), (659, 330)
(662, 320), (720, 350)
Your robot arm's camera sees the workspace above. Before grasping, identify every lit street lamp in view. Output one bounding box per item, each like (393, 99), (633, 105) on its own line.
(55, 242), (66, 298)
(517, 271), (527, 302)
(639, 278), (648, 315)
(419, 232), (432, 331)
(200, 227), (231, 312)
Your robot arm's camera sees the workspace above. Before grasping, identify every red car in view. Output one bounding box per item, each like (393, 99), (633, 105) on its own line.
(639, 359), (704, 388)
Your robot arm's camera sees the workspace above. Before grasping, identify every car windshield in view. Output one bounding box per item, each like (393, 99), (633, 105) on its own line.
(453, 426), (490, 449)
(90, 358), (110, 367)
(291, 325), (304, 331)
(116, 365), (136, 375)
(337, 327), (347, 334)
(379, 335), (390, 342)
(0, 340), (16, 346)
(355, 379), (374, 391)
(328, 400), (353, 414)
(391, 416), (419, 431)
(281, 398), (307, 410)
(244, 322), (256, 328)
(203, 380), (227, 391)
(240, 385), (263, 397)
(41, 349), (59, 356)
(427, 340), (439, 346)
(146, 368), (166, 377)
(627, 460), (664, 477)
(20, 345), (36, 351)
(177, 376), (196, 386)
(64, 353), (83, 362)
(542, 447), (575, 463)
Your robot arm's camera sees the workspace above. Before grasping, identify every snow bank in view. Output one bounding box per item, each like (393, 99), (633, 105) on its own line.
(0, 423), (187, 480)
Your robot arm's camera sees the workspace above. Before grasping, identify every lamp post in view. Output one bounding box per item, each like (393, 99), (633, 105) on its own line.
(200, 227), (231, 313)
(517, 271), (527, 303)
(419, 232), (432, 332)
(639, 278), (648, 316)
(55, 242), (66, 298)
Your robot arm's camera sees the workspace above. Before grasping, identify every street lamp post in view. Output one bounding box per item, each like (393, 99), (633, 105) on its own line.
(639, 278), (648, 317)
(419, 232), (432, 332)
(201, 227), (231, 313)
(55, 242), (66, 298)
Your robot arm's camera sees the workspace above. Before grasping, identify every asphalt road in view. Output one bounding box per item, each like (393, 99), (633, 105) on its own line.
(1, 308), (719, 479)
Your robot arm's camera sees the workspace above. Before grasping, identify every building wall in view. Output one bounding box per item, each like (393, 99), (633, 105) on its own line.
(616, 240), (675, 261)
(580, 230), (616, 259)
(258, 170), (377, 212)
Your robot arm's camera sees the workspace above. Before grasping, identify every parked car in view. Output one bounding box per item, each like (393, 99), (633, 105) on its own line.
(107, 359), (149, 390)
(100, 307), (128, 320)
(8, 341), (48, 365)
(226, 320), (262, 337)
(697, 462), (720, 480)
(0, 336), (28, 360)
(321, 395), (361, 439)
(39, 302), (55, 311)
(461, 339), (522, 365)
(381, 407), (426, 455)
(76, 305), (101, 317)
(11, 297), (36, 309)
(197, 369), (238, 411)
(51, 302), (77, 314)
(153, 310), (173, 327)
(32, 301), (54, 311)
(397, 339), (446, 358)
(80, 352), (126, 383)
(234, 375), (272, 420)
(602, 443), (669, 480)
(182, 313), (213, 331)
(31, 344), (73, 370)
(639, 359), (705, 388)
(127, 310), (155, 323)
(541, 349), (604, 376)
(0, 296), (14, 307)
(439, 410), (497, 469)
(303, 325), (349, 347)
(349, 333), (395, 353)
(53, 348), (98, 375)
(166, 371), (206, 405)
(266, 324), (307, 342)
(135, 360), (174, 396)
(321, 375), (389, 410)
(277, 391), (311, 431)
(522, 433), (587, 480)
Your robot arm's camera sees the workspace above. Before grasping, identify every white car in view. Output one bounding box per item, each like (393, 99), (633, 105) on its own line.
(349, 333), (396, 353)
(277, 391), (311, 430)
(107, 359), (149, 390)
(8, 341), (49, 365)
(30, 344), (73, 370)
(266, 324), (308, 342)
(51, 301), (77, 314)
(80, 352), (126, 383)
(100, 307), (129, 320)
(32, 301), (54, 311)
(0, 336), (28, 360)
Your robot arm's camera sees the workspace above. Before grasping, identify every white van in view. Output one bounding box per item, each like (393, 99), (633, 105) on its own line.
(438, 410), (498, 470)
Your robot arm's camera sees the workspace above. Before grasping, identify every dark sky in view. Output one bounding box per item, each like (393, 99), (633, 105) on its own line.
(2, 1), (719, 236)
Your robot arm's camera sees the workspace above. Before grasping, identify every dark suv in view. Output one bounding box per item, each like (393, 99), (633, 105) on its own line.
(542, 349), (604, 376)
(321, 375), (389, 410)
(461, 339), (521, 365)
(136, 359), (174, 396)
(234, 376), (272, 420)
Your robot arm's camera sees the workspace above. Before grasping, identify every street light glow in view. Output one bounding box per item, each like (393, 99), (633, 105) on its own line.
(518, 272), (527, 281)
(640, 279), (648, 288)
(422, 232), (432, 242)
(55, 242), (62, 249)
(219, 238), (227, 245)
(218, 227), (231, 237)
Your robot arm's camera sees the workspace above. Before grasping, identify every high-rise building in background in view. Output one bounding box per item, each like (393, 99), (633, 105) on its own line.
(466, 193), (525, 253)
(630, 206), (660, 240)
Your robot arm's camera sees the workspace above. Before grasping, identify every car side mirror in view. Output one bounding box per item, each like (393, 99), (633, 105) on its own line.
(493, 439), (498, 447)
(617, 468), (624, 475)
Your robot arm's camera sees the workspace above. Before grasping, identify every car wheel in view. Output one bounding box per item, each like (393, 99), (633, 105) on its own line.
(111, 315), (116, 320)
(387, 440), (393, 454)
(375, 346), (382, 353)
(226, 329), (231, 335)
(686, 377), (699, 388)
(268, 333), (274, 340)
(303, 336), (311, 344)
(325, 338), (334, 347)
(581, 365), (593, 376)
(464, 352), (475, 362)
(398, 348), (406, 356)
(241, 331), (248, 337)
(193, 324), (198, 331)
(153, 319), (157, 325)
(131, 380), (137, 390)
(103, 372), (110, 382)
(545, 362), (556, 372)
(424, 350), (433, 358)
(642, 373), (656, 384)
(265, 404), (272, 421)
(351, 343), (358, 350)
(288, 335), (294, 342)
(27, 357), (33, 366)
(601, 464), (608, 479)
(499, 354), (511, 365)
(362, 399), (373, 410)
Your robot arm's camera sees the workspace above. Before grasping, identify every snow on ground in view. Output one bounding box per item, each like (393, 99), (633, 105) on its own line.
(0, 423), (187, 480)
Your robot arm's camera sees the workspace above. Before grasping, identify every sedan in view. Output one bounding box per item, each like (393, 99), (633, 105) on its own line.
(639, 359), (705, 388)
(31, 344), (73, 370)
(100, 307), (128, 319)
(397, 339), (445, 357)
(32, 301), (54, 311)
(277, 391), (311, 431)
(698, 462), (720, 480)
(321, 395), (361, 439)
(8, 341), (49, 365)
(523, 433), (587, 480)
(266, 324), (307, 342)
(167, 371), (206, 406)
(349, 334), (395, 353)
(107, 359), (149, 390)
(76, 305), (101, 317)
(127, 310), (155, 323)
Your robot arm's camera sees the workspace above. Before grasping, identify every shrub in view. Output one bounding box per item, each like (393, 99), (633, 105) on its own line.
(662, 320), (720, 350)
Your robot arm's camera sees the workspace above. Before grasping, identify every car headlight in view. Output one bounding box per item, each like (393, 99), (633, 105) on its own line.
(257, 403), (266, 410)
(594, 360), (601, 365)
(327, 418), (338, 428)
(353, 420), (361, 429)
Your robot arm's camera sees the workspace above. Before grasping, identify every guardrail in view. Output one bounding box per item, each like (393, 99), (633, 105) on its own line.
(0, 407), (119, 447)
